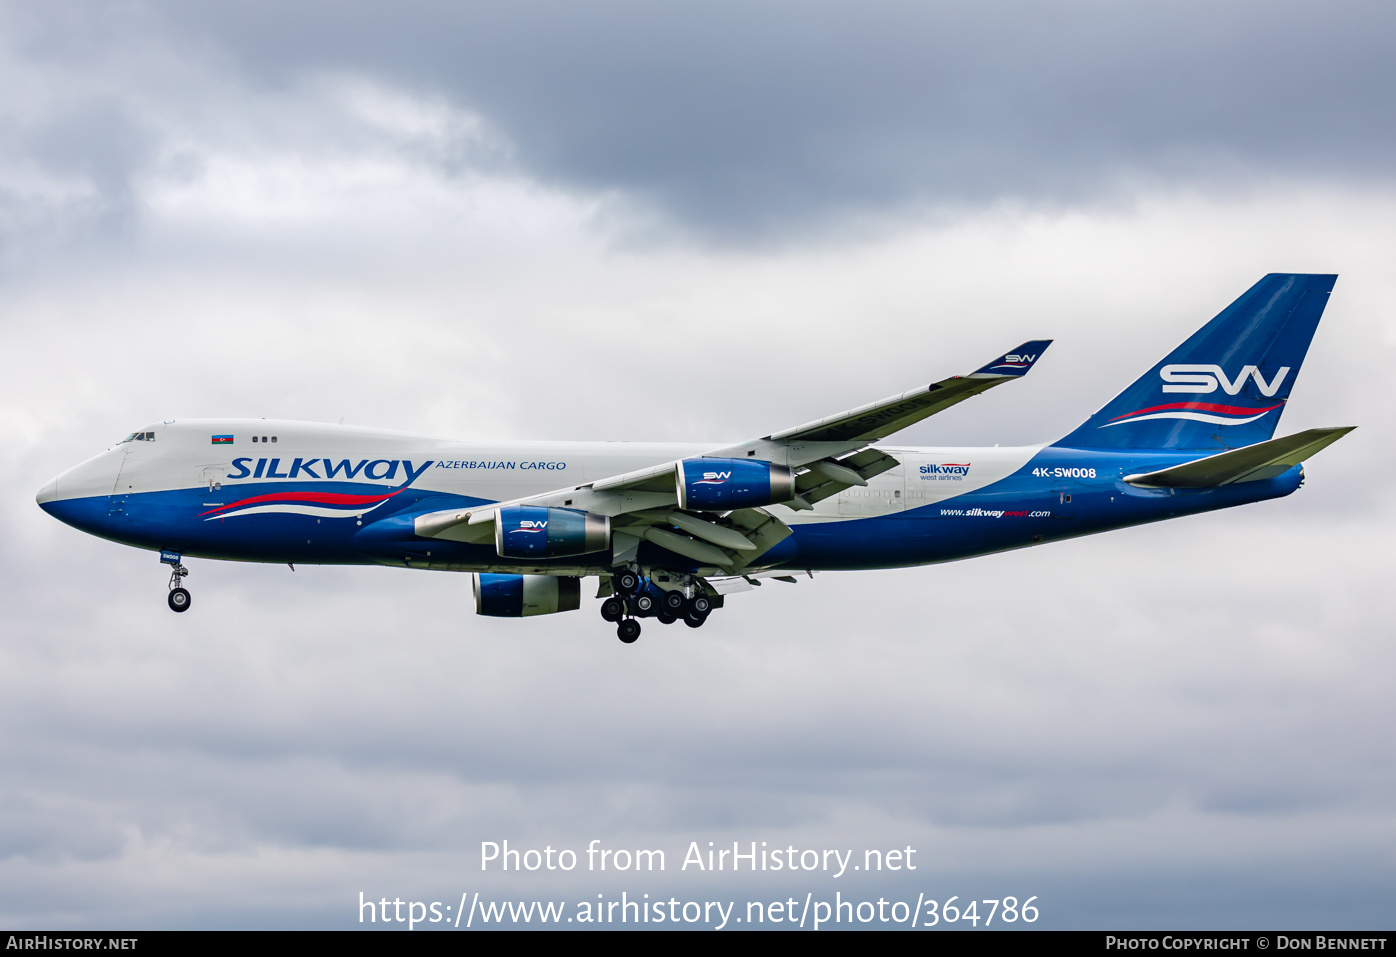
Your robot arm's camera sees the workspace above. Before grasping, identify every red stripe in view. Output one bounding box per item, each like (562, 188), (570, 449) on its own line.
(200, 489), (401, 517)
(1108, 401), (1283, 422)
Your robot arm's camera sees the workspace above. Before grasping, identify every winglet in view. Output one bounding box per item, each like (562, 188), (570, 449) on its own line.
(971, 340), (1053, 378)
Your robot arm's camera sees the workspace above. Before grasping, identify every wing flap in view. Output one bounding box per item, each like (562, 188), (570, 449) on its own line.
(723, 508), (795, 573)
(792, 449), (901, 507)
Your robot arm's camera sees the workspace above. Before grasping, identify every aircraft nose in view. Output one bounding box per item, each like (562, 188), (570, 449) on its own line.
(35, 448), (125, 529)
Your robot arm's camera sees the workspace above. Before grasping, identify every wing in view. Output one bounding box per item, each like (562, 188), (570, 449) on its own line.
(415, 341), (1052, 573)
(710, 339), (1054, 455)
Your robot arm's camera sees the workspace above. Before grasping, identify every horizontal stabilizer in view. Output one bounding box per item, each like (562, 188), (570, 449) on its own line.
(1122, 427), (1355, 488)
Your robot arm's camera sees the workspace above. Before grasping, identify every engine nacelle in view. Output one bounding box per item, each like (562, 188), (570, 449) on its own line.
(676, 457), (795, 510)
(495, 506), (610, 559)
(473, 574), (582, 617)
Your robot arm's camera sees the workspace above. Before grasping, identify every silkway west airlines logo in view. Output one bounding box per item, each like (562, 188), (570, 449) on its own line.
(1103, 364), (1290, 429)
(515, 520), (548, 533)
(920, 462), (971, 479)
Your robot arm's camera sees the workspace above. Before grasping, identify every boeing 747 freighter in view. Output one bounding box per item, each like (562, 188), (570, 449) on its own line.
(37, 274), (1353, 642)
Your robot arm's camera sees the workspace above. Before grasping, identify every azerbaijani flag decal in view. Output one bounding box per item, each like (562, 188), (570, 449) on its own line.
(212, 434), (234, 444)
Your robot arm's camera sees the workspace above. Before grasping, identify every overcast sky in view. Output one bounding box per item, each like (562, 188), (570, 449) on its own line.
(1, 0), (1393, 929)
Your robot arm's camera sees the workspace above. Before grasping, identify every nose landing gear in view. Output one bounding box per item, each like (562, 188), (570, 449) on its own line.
(161, 550), (191, 613)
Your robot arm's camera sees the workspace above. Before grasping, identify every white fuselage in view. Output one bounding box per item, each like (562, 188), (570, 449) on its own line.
(39, 418), (1041, 527)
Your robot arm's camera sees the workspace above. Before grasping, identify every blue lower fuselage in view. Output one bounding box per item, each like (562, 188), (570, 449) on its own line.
(40, 443), (1302, 574)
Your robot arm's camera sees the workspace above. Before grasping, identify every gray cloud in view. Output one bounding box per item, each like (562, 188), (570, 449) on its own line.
(142, 0), (1396, 237)
(3, 2), (1396, 246)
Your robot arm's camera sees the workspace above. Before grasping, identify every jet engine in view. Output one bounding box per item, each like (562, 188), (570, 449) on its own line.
(495, 506), (610, 559)
(676, 457), (795, 510)
(473, 573), (582, 617)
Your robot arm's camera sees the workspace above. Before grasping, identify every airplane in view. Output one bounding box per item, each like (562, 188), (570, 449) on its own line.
(36, 273), (1353, 644)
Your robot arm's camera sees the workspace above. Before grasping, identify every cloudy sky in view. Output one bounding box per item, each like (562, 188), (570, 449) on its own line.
(2, 0), (1393, 929)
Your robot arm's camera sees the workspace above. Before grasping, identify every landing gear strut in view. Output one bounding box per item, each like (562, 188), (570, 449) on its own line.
(166, 565), (191, 613)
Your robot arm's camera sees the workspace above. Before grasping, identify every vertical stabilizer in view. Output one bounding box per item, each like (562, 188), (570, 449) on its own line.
(1055, 274), (1336, 451)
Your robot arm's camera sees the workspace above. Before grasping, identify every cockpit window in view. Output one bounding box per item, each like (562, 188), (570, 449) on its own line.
(118, 431), (156, 444)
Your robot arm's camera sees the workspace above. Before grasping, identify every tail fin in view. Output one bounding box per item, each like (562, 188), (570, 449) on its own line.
(1055, 274), (1336, 450)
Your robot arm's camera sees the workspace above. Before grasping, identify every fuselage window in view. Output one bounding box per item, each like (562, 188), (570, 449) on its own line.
(271, 436), (277, 443)
(252, 436), (258, 443)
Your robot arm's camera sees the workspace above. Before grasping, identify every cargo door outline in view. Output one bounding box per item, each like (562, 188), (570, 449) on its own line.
(200, 466), (227, 507)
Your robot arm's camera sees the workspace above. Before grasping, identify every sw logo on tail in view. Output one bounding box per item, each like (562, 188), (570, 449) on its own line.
(1160, 364), (1291, 396)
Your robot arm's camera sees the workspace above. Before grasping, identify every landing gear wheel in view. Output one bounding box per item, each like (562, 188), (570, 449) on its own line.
(632, 593), (655, 614)
(165, 562), (191, 612)
(614, 571), (641, 595)
(683, 610), (707, 628)
(167, 587), (191, 613)
(689, 594), (712, 616)
(656, 608), (677, 625)
(617, 619), (641, 643)
(661, 590), (687, 614)
(600, 597), (625, 622)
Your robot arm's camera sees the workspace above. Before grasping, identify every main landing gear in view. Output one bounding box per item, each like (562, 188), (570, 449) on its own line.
(162, 550), (191, 613)
(601, 570), (717, 643)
